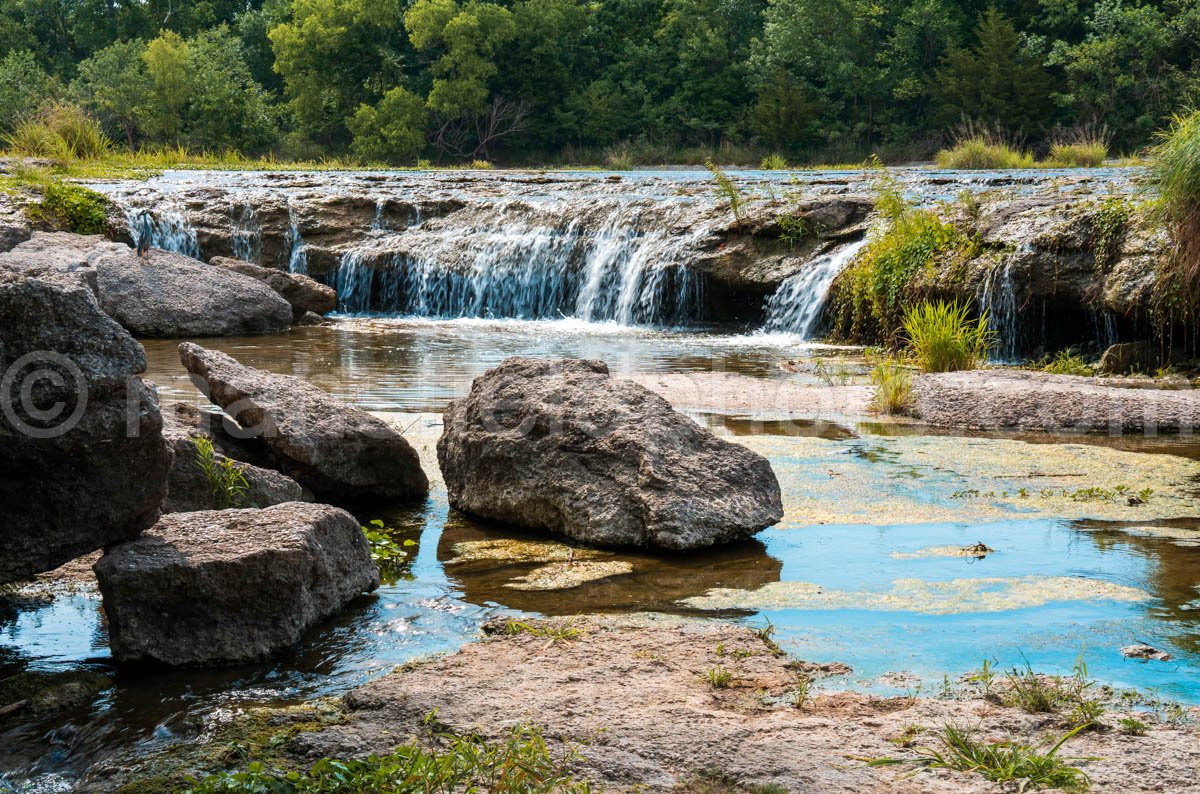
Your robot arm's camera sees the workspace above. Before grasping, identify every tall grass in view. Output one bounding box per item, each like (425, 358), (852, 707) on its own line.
(869, 358), (913, 414)
(1045, 122), (1110, 168)
(6, 102), (111, 160)
(1150, 109), (1200, 353)
(706, 159), (745, 224)
(901, 300), (993, 372)
(760, 153), (788, 170)
(936, 138), (1034, 169)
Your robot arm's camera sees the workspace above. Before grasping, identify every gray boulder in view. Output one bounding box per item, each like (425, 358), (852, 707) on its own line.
(179, 342), (429, 501)
(161, 402), (309, 513)
(1, 232), (293, 337)
(210, 256), (337, 320)
(437, 357), (783, 550)
(94, 503), (380, 666)
(0, 265), (171, 584)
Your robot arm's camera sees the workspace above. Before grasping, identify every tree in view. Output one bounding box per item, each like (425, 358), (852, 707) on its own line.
(348, 85), (427, 161)
(184, 26), (280, 153)
(70, 40), (150, 147)
(0, 50), (57, 132)
(933, 8), (1053, 132)
(142, 30), (191, 141)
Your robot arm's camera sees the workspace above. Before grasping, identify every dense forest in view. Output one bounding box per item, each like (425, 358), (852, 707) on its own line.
(0, 0), (1198, 163)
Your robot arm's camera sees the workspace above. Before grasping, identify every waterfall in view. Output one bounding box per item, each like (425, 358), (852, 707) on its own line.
(230, 205), (261, 263)
(762, 239), (867, 337)
(979, 254), (1023, 361)
(286, 204), (307, 275)
(330, 211), (705, 326)
(125, 206), (200, 258)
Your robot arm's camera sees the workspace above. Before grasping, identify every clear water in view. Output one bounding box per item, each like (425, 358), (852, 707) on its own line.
(2, 316), (1198, 785)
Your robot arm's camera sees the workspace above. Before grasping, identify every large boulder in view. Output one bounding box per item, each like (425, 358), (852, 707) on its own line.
(1, 232), (293, 337)
(0, 265), (171, 584)
(161, 402), (309, 513)
(209, 256), (337, 320)
(179, 343), (429, 501)
(93, 503), (379, 666)
(437, 357), (784, 550)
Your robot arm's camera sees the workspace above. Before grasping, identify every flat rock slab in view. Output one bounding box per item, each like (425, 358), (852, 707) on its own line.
(291, 616), (1200, 793)
(0, 265), (170, 583)
(3, 232), (293, 337)
(210, 256), (336, 319)
(179, 343), (429, 501)
(913, 369), (1200, 432)
(94, 502), (379, 666)
(438, 357), (783, 549)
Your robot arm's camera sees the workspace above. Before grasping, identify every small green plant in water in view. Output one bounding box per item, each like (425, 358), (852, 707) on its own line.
(902, 300), (993, 373)
(361, 519), (414, 569)
(706, 159), (745, 225)
(192, 436), (248, 509)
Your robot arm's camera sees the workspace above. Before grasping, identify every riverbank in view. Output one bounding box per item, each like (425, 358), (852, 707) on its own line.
(80, 616), (1200, 792)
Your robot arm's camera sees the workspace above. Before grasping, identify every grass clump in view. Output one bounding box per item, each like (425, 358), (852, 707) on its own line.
(26, 179), (111, 235)
(1150, 109), (1200, 354)
(496, 619), (583, 645)
(6, 102), (111, 160)
(935, 138), (1034, 170)
(192, 436), (248, 509)
(702, 666), (734, 689)
(1117, 717), (1148, 736)
(187, 717), (589, 793)
(1047, 142), (1108, 168)
(913, 722), (1091, 791)
(706, 159), (745, 224)
(901, 299), (993, 372)
(869, 358), (912, 414)
(760, 153), (788, 170)
(1040, 349), (1092, 376)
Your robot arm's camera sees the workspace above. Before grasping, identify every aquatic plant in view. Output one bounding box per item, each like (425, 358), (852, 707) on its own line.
(496, 619), (583, 644)
(706, 159), (745, 225)
(935, 138), (1034, 170)
(1040, 349), (1092, 376)
(192, 436), (248, 509)
(760, 153), (788, 170)
(914, 723), (1091, 791)
(187, 717), (590, 793)
(901, 300), (993, 373)
(361, 518), (414, 569)
(869, 358), (912, 414)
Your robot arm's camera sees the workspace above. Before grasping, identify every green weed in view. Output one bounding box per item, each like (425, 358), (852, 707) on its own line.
(901, 299), (993, 372)
(192, 436), (248, 510)
(913, 722), (1091, 791)
(935, 138), (1034, 170)
(702, 666), (734, 689)
(1040, 349), (1092, 376)
(760, 153), (788, 170)
(869, 358), (912, 414)
(706, 159), (745, 225)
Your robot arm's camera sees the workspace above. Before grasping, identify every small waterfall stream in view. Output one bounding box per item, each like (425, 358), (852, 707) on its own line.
(761, 239), (867, 338)
(125, 205), (200, 259)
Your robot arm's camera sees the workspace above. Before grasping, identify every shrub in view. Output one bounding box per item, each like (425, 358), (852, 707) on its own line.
(22, 177), (111, 235)
(5, 102), (110, 160)
(760, 153), (788, 170)
(1046, 141), (1107, 168)
(870, 358), (913, 414)
(469, 159), (494, 169)
(604, 142), (634, 170)
(935, 138), (1034, 169)
(902, 300), (993, 372)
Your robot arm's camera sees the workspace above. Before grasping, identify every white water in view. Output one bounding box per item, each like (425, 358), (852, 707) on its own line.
(125, 205), (200, 259)
(762, 239), (868, 338)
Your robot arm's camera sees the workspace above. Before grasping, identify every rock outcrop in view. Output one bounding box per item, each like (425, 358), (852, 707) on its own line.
(161, 402), (308, 513)
(0, 263), (171, 584)
(179, 343), (429, 501)
(438, 357), (783, 549)
(1, 232), (293, 337)
(93, 503), (379, 666)
(209, 256), (336, 320)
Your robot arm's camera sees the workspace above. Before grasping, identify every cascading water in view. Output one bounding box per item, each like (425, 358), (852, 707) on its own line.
(125, 206), (200, 258)
(761, 239), (868, 337)
(979, 253), (1023, 361)
(230, 205), (262, 263)
(330, 208), (705, 326)
(286, 203), (307, 275)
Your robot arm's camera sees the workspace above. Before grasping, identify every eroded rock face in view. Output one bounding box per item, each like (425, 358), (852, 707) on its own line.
(94, 503), (380, 666)
(161, 402), (308, 513)
(179, 343), (429, 501)
(0, 265), (171, 584)
(209, 256), (336, 320)
(1, 232), (293, 337)
(437, 357), (783, 549)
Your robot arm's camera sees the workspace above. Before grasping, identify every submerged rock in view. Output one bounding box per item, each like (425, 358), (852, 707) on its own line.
(179, 342), (429, 501)
(94, 503), (380, 666)
(2, 232), (293, 337)
(437, 357), (783, 549)
(209, 256), (336, 320)
(160, 402), (308, 513)
(0, 265), (171, 584)
(1119, 643), (1173, 661)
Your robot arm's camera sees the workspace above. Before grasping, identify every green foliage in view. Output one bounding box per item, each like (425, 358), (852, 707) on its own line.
(142, 31), (191, 141)
(0, 50), (57, 134)
(706, 159), (745, 224)
(1047, 142), (1107, 169)
(1040, 349), (1092, 377)
(914, 723), (1091, 791)
(1118, 717), (1148, 736)
(702, 666), (733, 689)
(6, 102), (111, 159)
(405, 0), (516, 117)
(187, 717), (590, 793)
(935, 138), (1033, 169)
(1149, 109), (1200, 353)
(496, 619), (582, 644)
(1091, 196), (1130, 269)
(760, 153), (788, 170)
(361, 519), (415, 571)
(348, 87), (427, 162)
(901, 300), (993, 373)
(21, 175), (111, 235)
(869, 358), (912, 414)
(192, 436), (249, 510)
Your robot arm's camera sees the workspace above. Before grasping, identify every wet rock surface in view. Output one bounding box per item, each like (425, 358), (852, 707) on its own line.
(179, 342), (429, 501)
(0, 263), (170, 584)
(438, 357), (783, 549)
(209, 256), (336, 320)
(161, 401), (308, 513)
(93, 502), (379, 666)
(912, 369), (1200, 432)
